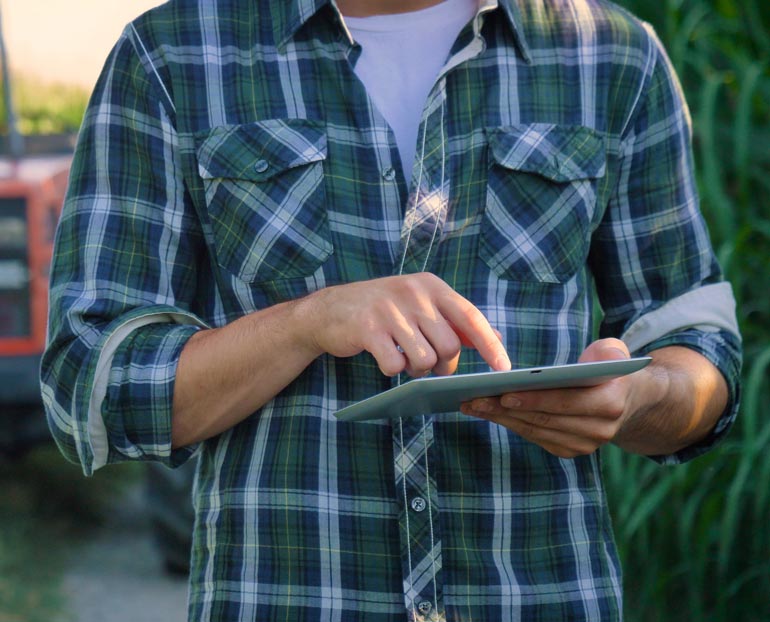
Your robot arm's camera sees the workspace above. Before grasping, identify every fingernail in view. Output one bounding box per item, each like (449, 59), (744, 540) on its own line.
(475, 400), (492, 413)
(496, 355), (511, 371)
(501, 396), (521, 408)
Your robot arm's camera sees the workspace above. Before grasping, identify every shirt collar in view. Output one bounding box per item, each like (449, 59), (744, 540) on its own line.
(274, 0), (531, 62)
(271, 0), (335, 50)
(480, 0), (531, 62)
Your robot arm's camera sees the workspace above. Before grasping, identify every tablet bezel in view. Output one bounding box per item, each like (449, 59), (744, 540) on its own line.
(334, 357), (652, 422)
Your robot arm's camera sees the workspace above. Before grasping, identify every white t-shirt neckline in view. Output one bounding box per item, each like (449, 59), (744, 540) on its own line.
(343, 0), (478, 185)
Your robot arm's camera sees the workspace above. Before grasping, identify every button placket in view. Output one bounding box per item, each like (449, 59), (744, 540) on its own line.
(396, 91), (449, 276)
(393, 416), (444, 621)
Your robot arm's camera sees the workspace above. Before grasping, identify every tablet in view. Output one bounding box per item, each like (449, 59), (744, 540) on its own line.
(334, 357), (652, 422)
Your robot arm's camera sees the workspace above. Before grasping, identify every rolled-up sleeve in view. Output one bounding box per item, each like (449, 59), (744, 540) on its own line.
(40, 28), (207, 476)
(590, 25), (742, 463)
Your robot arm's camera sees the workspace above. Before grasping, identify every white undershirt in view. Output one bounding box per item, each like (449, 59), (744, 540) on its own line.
(343, 0), (478, 184)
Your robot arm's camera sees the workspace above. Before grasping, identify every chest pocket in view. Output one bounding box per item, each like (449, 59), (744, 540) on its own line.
(480, 124), (606, 283)
(195, 119), (332, 283)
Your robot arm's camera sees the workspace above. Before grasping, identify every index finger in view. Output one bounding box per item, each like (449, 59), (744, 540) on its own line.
(439, 296), (511, 371)
(451, 324), (504, 349)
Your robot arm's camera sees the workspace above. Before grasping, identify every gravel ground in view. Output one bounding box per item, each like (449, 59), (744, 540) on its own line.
(59, 482), (188, 622)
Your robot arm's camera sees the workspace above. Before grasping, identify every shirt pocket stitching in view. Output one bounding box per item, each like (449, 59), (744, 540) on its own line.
(195, 119), (332, 283)
(481, 124), (606, 284)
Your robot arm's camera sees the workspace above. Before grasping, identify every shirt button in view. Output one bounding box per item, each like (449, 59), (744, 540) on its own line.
(254, 159), (269, 173)
(417, 600), (433, 615)
(410, 496), (427, 513)
(382, 167), (396, 181)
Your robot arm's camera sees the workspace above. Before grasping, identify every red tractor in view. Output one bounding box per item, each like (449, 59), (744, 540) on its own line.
(0, 140), (72, 455)
(0, 3), (74, 454)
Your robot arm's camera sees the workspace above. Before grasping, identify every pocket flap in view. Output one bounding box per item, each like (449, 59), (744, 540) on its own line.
(196, 119), (327, 182)
(486, 124), (606, 182)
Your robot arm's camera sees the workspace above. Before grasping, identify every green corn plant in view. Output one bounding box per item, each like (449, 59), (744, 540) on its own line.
(607, 0), (770, 620)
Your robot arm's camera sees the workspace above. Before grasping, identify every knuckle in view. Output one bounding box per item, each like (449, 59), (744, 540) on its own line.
(559, 396), (574, 412)
(578, 438), (601, 455)
(593, 425), (615, 445)
(415, 349), (438, 371)
(605, 401), (625, 420)
(553, 444), (588, 459)
(418, 271), (441, 287)
(434, 334), (462, 359)
(409, 271), (435, 290)
(607, 419), (623, 441)
(379, 359), (404, 377)
(362, 314), (379, 334)
(521, 420), (539, 440)
(453, 305), (488, 338)
(555, 448), (578, 459)
(457, 301), (481, 323)
(402, 276), (419, 295)
(479, 334), (501, 354)
(404, 365), (420, 378)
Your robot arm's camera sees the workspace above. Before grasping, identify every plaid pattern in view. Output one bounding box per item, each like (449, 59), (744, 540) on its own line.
(41, 0), (742, 620)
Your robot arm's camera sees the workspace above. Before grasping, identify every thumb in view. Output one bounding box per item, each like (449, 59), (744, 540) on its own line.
(578, 338), (630, 364)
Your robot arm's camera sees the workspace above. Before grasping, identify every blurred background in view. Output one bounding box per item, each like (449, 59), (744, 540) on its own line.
(0, 0), (768, 621)
(1, 2), (192, 622)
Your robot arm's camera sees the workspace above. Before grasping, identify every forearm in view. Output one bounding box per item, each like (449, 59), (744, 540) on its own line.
(171, 298), (321, 448)
(614, 345), (729, 456)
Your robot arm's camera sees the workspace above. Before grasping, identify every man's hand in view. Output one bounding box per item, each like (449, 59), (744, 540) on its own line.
(460, 338), (728, 459)
(297, 272), (511, 378)
(460, 339), (634, 458)
(173, 273), (508, 448)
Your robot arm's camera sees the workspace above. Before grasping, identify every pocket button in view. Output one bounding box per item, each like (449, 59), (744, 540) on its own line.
(254, 159), (270, 174)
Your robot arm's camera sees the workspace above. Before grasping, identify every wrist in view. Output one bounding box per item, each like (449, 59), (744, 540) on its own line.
(613, 346), (726, 456)
(613, 358), (671, 452)
(287, 289), (328, 360)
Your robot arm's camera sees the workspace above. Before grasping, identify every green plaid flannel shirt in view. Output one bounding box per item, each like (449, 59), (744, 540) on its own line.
(42, 0), (742, 620)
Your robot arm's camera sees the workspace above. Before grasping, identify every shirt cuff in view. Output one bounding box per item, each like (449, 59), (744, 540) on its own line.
(86, 307), (208, 472)
(620, 282), (739, 352)
(618, 283), (742, 464)
(633, 327), (742, 465)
